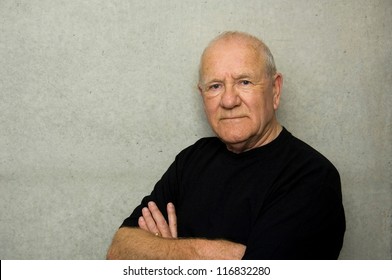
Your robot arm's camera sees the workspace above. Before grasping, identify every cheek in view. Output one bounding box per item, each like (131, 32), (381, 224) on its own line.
(203, 99), (220, 118)
(253, 94), (274, 112)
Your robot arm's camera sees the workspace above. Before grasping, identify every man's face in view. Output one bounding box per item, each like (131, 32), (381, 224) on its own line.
(198, 38), (282, 152)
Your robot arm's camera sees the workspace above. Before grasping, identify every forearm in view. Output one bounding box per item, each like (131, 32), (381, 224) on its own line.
(107, 227), (175, 260)
(106, 227), (245, 260)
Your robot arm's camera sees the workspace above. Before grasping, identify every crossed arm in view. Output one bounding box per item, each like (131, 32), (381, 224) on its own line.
(106, 202), (246, 260)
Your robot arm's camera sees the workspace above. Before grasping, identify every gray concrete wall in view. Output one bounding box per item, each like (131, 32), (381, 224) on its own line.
(0, 0), (391, 259)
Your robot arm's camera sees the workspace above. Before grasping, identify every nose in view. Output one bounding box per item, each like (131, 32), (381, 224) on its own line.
(220, 84), (241, 109)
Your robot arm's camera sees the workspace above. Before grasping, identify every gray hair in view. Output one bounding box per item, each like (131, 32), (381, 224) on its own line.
(199, 31), (277, 82)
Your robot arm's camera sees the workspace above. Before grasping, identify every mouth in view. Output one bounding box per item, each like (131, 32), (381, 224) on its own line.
(221, 115), (247, 119)
(220, 116), (247, 121)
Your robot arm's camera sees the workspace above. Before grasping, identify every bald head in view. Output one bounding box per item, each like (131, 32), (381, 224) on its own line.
(199, 31), (277, 84)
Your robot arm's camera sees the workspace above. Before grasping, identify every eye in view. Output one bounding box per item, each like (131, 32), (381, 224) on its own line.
(208, 84), (221, 90)
(240, 80), (251, 85)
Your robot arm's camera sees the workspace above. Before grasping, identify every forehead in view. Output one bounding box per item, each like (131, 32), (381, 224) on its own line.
(201, 38), (265, 80)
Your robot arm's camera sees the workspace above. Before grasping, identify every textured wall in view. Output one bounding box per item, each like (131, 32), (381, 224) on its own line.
(0, 0), (391, 259)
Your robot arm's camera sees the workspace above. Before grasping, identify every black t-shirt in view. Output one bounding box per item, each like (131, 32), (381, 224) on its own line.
(121, 128), (345, 259)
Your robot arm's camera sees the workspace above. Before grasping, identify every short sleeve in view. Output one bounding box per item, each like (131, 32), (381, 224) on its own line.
(243, 166), (345, 259)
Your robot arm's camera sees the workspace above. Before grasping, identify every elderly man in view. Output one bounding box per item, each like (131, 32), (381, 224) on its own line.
(107, 31), (345, 259)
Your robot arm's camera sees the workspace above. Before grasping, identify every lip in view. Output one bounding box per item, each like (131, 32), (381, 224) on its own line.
(220, 116), (247, 120)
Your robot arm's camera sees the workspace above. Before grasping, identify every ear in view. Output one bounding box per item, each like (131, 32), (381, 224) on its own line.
(272, 73), (283, 110)
(197, 83), (202, 94)
(197, 83), (204, 96)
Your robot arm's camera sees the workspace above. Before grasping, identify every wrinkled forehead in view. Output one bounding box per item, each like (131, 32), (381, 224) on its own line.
(202, 36), (262, 60)
(199, 37), (266, 81)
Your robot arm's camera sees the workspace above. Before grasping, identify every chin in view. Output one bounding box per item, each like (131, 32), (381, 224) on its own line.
(219, 133), (250, 146)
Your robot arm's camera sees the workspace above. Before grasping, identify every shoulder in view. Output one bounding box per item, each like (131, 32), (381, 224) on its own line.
(174, 137), (223, 164)
(277, 129), (341, 193)
(178, 137), (222, 156)
(284, 129), (338, 172)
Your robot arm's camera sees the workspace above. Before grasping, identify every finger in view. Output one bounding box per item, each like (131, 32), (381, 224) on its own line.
(138, 216), (149, 231)
(142, 206), (160, 235)
(167, 203), (178, 238)
(147, 201), (172, 238)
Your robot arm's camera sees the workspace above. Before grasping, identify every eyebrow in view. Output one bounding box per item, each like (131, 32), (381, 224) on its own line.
(200, 79), (223, 88)
(203, 73), (255, 84)
(200, 71), (261, 88)
(233, 73), (255, 80)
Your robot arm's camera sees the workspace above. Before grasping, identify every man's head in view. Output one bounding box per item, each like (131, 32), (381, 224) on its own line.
(198, 31), (283, 153)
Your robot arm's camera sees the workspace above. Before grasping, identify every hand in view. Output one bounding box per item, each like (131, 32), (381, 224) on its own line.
(108, 202), (246, 259)
(138, 201), (177, 238)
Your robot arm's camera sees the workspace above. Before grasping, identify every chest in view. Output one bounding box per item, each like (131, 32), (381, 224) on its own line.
(176, 163), (277, 243)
